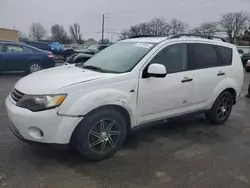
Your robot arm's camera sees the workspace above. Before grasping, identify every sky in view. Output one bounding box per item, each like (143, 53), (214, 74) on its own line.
(0, 0), (250, 41)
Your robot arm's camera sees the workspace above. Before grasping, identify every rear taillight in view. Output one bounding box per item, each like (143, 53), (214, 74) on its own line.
(48, 54), (54, 58)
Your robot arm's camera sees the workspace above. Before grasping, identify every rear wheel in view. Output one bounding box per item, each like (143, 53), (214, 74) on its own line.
(28, 62), (42, 73)
(72, 107), (127, 161)
(205, 91), (233, 125)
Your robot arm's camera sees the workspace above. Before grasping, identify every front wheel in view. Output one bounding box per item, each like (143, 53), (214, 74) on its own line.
(205, 91), (233, 125)
(72, 107), (127, 161)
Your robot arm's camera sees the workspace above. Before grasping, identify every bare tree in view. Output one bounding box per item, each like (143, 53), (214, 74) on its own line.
(150, 18), (171, 36)
(18, 31), (28, 40)
(29, 22), (47, 41)
(220, 12), (248, 43)
(120, 18), (176, 39)
(192, 22), (220, 36)
(99, 38), (110, 44)
(69, 23), (83, 44)
(168, 19), (188, 35)
(51, 24), (71, 44)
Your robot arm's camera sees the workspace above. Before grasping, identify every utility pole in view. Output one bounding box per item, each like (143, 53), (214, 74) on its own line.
(101, 14), (105, 44)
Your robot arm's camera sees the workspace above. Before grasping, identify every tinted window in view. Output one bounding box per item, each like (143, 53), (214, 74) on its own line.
(188, 43), (219, 70)
(217, 46), (232, 66)
(150, 43), (187, 73)
(0, 44), (4, 52)
(6, 45), (24, 52)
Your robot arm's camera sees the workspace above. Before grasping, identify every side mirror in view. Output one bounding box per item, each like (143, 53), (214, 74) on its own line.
(146, 63), (167, 78)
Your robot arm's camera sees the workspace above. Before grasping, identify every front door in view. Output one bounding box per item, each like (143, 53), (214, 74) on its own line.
(137, 43), (193, 124)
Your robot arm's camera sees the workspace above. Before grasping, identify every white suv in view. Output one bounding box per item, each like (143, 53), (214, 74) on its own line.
(6, 34), (244, 160)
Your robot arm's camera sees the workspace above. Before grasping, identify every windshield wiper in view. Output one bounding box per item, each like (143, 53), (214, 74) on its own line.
(82, 65), (106, 72)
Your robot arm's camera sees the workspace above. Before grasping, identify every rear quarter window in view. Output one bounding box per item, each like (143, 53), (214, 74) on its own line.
(216, 46), (232, 66)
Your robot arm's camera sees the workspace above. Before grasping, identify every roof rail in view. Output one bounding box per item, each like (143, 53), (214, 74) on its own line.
(128, 35), (156, 39)
(169, 34), (226, 42)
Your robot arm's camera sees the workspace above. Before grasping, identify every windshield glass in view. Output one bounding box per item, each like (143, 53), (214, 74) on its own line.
(83, 42), (155, 73)
(87, 44), (99, 50)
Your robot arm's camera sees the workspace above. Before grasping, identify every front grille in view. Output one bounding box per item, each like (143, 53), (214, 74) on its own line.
(11, 89), (25, 103)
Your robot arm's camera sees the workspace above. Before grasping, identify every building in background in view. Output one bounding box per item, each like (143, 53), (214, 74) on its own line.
(0, 28), (18, 41)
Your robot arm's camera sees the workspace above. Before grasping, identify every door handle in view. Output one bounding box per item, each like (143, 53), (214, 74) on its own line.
(181, 77), (193, 83)
(217, 71), (225, 76)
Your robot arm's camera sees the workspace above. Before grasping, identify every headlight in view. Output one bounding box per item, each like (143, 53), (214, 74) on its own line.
(17, 94), (67, 112)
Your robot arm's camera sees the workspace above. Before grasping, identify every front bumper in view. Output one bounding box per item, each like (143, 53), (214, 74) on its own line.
(5, 95), (83, 144)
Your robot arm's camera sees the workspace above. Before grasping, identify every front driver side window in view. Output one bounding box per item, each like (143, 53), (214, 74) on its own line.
(150, 43), (187, 73)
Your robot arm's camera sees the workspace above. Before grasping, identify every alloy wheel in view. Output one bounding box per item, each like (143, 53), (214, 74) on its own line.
(217, 97), (232, 120)
(30, 63), (42, 73)
(88, 119), (121, 153)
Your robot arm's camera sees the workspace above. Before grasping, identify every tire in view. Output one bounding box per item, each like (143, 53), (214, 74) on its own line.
(205, 91), (233, 125)
(72, 107), (127, 161)
(245, 67), (250, 72)
(27, 62), (43, 74)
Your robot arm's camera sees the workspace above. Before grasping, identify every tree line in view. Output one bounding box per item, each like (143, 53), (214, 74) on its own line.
(19, 11), (250, 45)
(120, 11), (250, 44)
(19, 22), (84, 44)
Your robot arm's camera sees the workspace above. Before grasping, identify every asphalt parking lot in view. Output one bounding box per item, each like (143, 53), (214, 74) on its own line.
(0, 72), (250, 188)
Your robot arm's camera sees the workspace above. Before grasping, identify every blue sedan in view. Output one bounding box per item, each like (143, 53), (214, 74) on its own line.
(0, 42), (55, 73)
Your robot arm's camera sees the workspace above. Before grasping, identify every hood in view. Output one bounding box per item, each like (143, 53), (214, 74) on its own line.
(15, 65), (113, 94)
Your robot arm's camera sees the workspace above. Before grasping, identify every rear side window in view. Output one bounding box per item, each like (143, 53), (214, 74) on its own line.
(6, 45), (24, 52)
(217, 46), (232, 66)
(188, 43), (219, 70)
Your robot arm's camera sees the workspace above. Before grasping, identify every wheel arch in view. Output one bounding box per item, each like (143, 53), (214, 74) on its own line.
(69, 104), (132, 145)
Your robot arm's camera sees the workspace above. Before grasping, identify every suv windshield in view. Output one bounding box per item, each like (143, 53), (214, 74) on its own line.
(83, 42), (155, 73)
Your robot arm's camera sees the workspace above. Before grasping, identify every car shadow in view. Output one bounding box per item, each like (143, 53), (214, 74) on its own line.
(29, 114), (224, 165)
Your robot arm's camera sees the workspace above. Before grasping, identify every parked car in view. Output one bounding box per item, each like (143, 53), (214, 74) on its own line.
(0, 42), (55, 73)
(64, 53), (93, 66)
(241, 53), (250, 67)
(6, 34), (244, 161)
(82, 44), (110, 55)
(237, 49), (244, 58)
(245, 60), (250, 72)
(21, 40), (51, 51)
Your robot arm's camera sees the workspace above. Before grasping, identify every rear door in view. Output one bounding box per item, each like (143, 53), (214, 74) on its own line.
(0, 44), (4, 71)
(187, 43), (225, 109)
(2, 44), (32, 71)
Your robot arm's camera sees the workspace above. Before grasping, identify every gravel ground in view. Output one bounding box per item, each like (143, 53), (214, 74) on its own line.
(0, 72), (250, 188)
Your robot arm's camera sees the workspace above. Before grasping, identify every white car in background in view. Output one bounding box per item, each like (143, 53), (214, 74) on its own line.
(6, 34), (244, 161)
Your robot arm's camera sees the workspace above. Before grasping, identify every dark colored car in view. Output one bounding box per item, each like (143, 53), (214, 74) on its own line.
(22, 40), (74, 61)
(0, 42), (55, 73)
(21, 40), (51, 51)
(64, 53), (92, 66)
(245, 60), (250, 72)
(82, 44), (110, 55)
(241, 53), (250, 67)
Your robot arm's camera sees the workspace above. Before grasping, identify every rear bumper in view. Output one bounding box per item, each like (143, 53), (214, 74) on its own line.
(43, 58), (56, 69)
